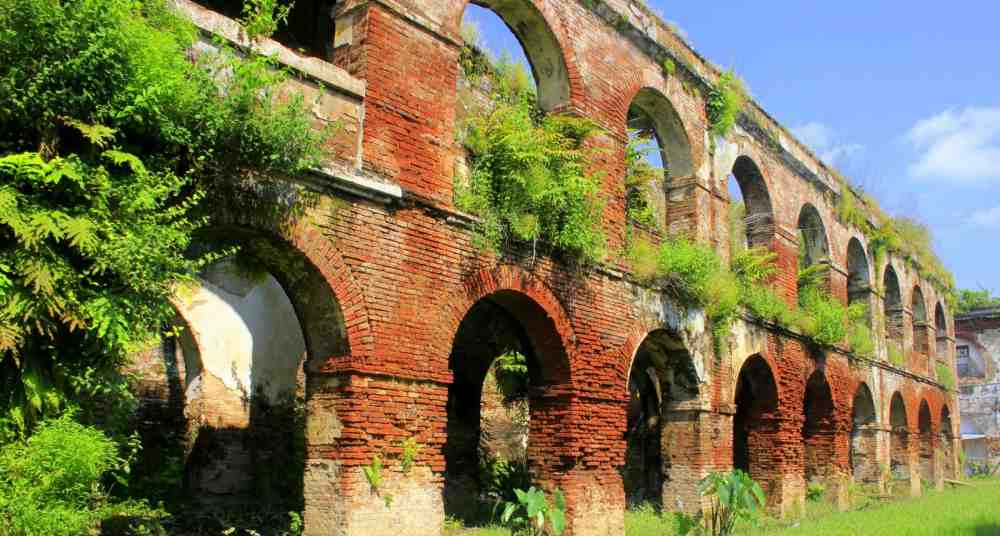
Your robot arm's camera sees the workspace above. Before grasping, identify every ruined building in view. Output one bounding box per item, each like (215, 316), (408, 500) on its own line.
(130, 1), (961, 534)
(956, 307), (1000, 468)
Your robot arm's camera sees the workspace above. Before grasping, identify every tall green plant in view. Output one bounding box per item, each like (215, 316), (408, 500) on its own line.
(500, 487), (566, 536)
(679, 470), (765, 536)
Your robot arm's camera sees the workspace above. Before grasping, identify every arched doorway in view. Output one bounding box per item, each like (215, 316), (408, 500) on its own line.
(733, 355), (780, 496)
(623, 329), (700, 509)
(889, 393), (910, 484)
(802, 370), (837, 483)
(443, 289), (569, 525)
(850, 383), (879, 484)
(918, 399), (933, 483)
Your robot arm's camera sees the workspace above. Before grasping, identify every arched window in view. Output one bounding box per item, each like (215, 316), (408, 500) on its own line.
(912, 286), (929, 358)
(883, 266), (904, 349)
(797, 203), (830, 295)
(727, 156), (774, 253)
(935, 303), (948, 359)
(459, 1), (569, 112)
(846, 238), (871, 311)
(626, 88), (695, 233)
(850, 383), (878, 483)
(889, 392), (909, 480)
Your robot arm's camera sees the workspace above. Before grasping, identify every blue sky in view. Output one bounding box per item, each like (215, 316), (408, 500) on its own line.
(464, 2), (1000, 294)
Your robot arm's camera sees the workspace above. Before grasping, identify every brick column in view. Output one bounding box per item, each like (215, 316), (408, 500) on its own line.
(660, 405), (715, 513)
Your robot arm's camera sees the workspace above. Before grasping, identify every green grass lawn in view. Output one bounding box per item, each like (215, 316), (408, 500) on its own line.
(447, 478), (1000, 536)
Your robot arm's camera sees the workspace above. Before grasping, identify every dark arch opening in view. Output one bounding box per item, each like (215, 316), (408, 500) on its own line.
(883, 267), (904, 349)
(912, 287), (930, 367)
(444, 289), (569, 524)
(918, 400), (933, 482)
(733, 355), (779, 495)
(728, 156), (775, 253)
(889, 393), (910, 482)
(460, 1), (570, 112)
(935, 303), (948, 359)
(797, 204), (830, 297)
(847, 238), (871, 317)
(802, 370), (837, 482)
(850, 383), (879, 483)
(623, 329), (700, 509)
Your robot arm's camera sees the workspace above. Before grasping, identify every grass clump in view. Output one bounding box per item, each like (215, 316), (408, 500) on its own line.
(937, 361), (957, 391)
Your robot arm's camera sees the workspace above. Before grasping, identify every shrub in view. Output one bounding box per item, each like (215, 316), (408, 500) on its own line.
(625, 132), (664, 230)
(500, 487), (566, 536)
(0, 415), (165, 536)
(457, 95), (606, 263)
(806, 480), (826, 502)
(706, 70), (747, 137)
(887, 341), (905, 366)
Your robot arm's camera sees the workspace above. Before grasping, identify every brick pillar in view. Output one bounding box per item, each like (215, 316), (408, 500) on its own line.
(907, 428), (922, 497)
(304, 372), (448, 536)
(748, 416), (805, 518)
(773, 226), (800, 309)
(664, 176), (708, 240)
(660, 406), (714, 513)
(537, 394), (626, 536)
(824, 260), (849, 306)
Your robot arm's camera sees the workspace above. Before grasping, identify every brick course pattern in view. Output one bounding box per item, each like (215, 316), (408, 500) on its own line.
(129, 1), (963, 534)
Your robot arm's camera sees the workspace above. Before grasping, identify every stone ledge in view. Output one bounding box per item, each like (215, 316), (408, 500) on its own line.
(173, 0), (366, 99)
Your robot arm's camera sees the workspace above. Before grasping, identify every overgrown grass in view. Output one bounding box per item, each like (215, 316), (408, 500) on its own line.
(743, 478), (1000, 536)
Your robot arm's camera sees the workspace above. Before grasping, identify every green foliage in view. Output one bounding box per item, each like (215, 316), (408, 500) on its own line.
(241, 0), (293, 42)
(797, 285), (851, 347)
(806, 481), (827, 502)
(500, 487), (566, 536)
(679, 470), (766, 536)
(706, 70), (747, 138)
(0, 414), (166, 536)
(662, 58), (677, 77)
(363, 453), (384, 492)
(400, 437), (422, 474)
(494, 351), (529, 402)
(887, 340), (905, 366)
(847, 317), (876, 357)
(0, 0), (325, 438)
(479, 456), (532, 504)
(936, 362), (956, 391)
(956, 287), (1000, 314)
(625, 133), (664, 230)
(457, 90), (606, 263)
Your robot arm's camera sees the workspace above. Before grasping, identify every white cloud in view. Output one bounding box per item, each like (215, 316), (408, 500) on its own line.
(791, 121), (864, 167)
(905, 106), (1000, 183)
(969, 205), (1000, 227)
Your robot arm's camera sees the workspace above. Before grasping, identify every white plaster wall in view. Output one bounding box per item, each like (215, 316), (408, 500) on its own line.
(177, 261), (307, 405)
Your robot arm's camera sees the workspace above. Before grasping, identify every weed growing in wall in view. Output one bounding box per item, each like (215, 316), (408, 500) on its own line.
(936, 362), (956, 391)
(706, 70), (747, 138)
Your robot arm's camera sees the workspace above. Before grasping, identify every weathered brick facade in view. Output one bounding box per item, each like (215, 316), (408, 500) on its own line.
(128, 1), (962, 534)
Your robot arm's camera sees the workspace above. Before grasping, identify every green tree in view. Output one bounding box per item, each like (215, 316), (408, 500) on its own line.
(0, 0), (325, 439)
(956, 288), (1000, 314)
